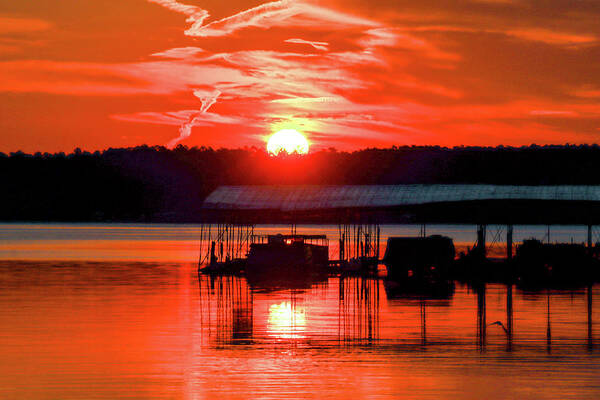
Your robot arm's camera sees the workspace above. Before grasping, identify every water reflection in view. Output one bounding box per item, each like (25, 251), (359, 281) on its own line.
(338, 277), (380, 343)
(198, 275), (253, 346)
(197, 274), (598, 351)
(589, 285), (594, 351)
(267, 301), (306, 339)
(1, 261), (599, 399)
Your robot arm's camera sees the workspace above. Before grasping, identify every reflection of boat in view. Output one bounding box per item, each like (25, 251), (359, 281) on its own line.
(383, 235), (455, 282)
(383, 278), (455, 300)
(245, 234), (329, 285)
(201, 258), (246, 275)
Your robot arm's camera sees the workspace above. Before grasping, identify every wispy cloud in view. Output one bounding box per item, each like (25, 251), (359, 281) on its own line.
(284, 38), (329, 51)
(506, 29), (597, 47)
(151, 47), (205, 59)
(167, 89), (221, 147)
(146, 0), (209, 23)
(184, 0), (377, 37)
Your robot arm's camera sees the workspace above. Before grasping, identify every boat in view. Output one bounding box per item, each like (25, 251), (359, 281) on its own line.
(515, 239), (598, 286)
(245, 234), (329, 285)
(383, 235), (455, 282)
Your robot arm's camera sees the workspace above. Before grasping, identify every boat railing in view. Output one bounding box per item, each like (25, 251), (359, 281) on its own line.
(251, 234), (329, 247)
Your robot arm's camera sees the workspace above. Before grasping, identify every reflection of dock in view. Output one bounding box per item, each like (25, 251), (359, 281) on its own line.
(197, 272), (596, 351)
(338, 277), (380, 343)
(476, 284), (595, 352)
(198, 274), (253, 346)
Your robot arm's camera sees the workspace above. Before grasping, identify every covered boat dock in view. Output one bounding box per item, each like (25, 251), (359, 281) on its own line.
(201, 184), (600, 262)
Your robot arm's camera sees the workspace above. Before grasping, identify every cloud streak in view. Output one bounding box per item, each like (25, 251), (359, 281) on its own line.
(167, 89), (221, 148)
(146, 0), (209, 23)
(184, 0), (377, 37)
(284, 38), (329, 51)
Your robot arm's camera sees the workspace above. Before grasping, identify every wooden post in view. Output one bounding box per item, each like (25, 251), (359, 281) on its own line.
(588, 225), (593, 249)
(198, 223), (204, 268)
(376, 226), (380, 261)
(477, 224), (486, 258)
(210, 241), (217, 265)
(506, 224), (513, 260)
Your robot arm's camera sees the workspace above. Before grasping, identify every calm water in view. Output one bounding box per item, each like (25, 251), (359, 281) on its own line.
(0, 223), (599, 399)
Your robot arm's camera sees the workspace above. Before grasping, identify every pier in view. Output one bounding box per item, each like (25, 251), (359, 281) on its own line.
(199, 184), (600, 282)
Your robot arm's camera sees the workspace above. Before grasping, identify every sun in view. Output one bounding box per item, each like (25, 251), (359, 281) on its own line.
(266, 129), (309, 155)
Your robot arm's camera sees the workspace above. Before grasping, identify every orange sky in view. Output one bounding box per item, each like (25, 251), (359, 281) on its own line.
(1, 0), (599, 152)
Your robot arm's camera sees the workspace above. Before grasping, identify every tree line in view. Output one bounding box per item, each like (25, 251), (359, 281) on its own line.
(2, 144), (599, 222)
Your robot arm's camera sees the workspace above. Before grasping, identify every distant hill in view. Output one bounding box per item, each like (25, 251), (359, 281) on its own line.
(2, 144), (600, 222)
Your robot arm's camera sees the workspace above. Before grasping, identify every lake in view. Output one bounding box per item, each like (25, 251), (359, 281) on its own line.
(0, 223), (598, 399)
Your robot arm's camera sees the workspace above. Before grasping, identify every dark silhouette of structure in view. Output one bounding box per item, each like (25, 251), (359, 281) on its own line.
(4, 144), (600, 222)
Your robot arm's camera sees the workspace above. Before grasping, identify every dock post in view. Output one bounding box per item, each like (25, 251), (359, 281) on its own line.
(506, 224), (513, 260)
(476, 224), (487, 258)
(376, 226), (380, 261)
(588, 225), (593, 249)
(198, 223), (204, 268)
(210, 241), (217, 265)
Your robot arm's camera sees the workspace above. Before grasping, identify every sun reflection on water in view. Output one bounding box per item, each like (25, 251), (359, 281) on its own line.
(267, 301), (306, 339)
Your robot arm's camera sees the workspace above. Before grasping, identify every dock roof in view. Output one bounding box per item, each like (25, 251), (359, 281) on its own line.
(203, 184), (600, 212)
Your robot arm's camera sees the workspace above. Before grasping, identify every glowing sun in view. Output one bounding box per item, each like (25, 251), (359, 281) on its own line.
(267, 129), (309, 155)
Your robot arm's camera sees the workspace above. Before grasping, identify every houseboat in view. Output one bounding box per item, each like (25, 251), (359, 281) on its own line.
(245, 234), (329, 284)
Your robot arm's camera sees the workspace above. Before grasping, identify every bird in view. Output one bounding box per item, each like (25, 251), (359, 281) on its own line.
(489, 320), (509, 334)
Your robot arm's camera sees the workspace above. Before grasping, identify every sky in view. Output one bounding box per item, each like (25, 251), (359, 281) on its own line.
(0, 0), (599, 152)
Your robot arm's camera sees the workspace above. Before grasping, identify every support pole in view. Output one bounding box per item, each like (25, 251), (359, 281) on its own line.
(476, 224), (487, 258)
(588, 225), (593, 249)
(376, 226), (380, 261)
(198, 223), (204, 268)
(506, 224), (513, 260)
(210, 241), (217, 265)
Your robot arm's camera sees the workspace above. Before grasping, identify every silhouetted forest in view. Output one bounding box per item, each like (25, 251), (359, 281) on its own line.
(2, 144), (600, 222)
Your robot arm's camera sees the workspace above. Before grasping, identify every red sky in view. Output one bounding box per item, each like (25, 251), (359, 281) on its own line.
(1, 0), (599, 152)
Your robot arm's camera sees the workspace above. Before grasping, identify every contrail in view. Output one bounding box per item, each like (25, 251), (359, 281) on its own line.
(146, 0), (209, 23)
(167, 89), (221, 148)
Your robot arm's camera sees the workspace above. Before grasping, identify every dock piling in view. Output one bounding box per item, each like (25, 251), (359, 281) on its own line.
(476, 224), (487, 258)
(507, 224), (513, 260)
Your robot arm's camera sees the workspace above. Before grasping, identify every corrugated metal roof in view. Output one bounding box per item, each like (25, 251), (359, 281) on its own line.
(203, 185), (600, 212)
